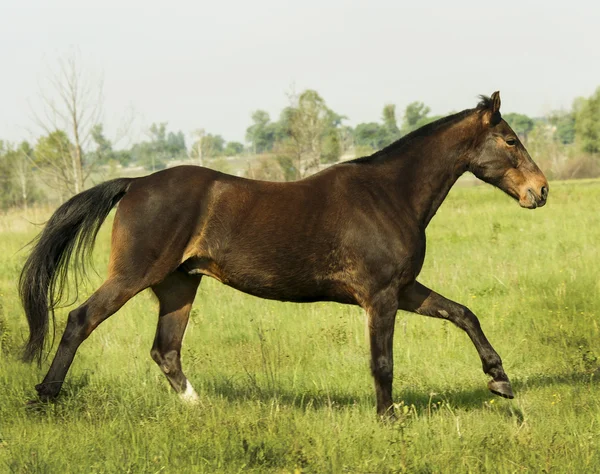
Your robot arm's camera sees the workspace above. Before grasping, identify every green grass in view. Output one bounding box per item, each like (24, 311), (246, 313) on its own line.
(1, 179), (599, 473)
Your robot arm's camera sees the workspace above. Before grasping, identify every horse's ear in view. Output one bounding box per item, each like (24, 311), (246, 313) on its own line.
(482, 91), (502, 127)
(490, 91), (501, 114)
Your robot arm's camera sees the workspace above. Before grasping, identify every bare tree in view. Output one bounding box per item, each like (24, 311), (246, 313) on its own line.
(13, 147), (32, 210)
(190, 128), (205, 166)
(32, 51), (103, 195)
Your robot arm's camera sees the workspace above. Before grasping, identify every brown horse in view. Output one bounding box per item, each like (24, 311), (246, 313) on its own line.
(20, 92), (548, 416)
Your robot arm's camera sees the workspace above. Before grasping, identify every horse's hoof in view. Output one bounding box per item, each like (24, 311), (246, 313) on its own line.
(377, 406), (397, 423)
(25, 397), (52, 409)
(35, 383), (60, 402)
(488, 379), (514, 399)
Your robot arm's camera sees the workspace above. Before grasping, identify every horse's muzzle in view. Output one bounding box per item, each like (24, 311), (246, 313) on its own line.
(520, 185), (548, 209)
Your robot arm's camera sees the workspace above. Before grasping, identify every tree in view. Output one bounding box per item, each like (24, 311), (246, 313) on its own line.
(549, 111), (576, 145)
(34, 130), (78, 197)
(190, 129), (206, 166)
(574, 87), (600, 154)
(401, 101), (431, 135)
(89, 124), (114, 165)
(246, 110), (276, 154)
(32, 51), (104, 195)
(111, 149), (132, 167)
(190, 131), (225, 161)
(131, 141), (162, 171)
(321, 130), (341, 164)
(201, 134), (225, 158)
(353, 101), (433, 154)
(337, 125), (355, 158)
(0, 141), (38, 209)
(166, 131), (186, 156)
(223, 141), (244, 156)
(279, 89), (341, 178)
(133, 123), (187, 171)
(88, 125), (133, 170)
(503, 113), (534, 143)
(353, 122), (387, 150)
(12, 141), (37, 209)
(382, 104), (401, 144)
(0, 142), (18, 209)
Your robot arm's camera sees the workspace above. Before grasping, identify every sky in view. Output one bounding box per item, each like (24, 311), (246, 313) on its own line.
(1, 0), (599, 149)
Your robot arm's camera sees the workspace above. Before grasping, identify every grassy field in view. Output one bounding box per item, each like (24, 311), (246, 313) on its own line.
(0, 179), (599, 473)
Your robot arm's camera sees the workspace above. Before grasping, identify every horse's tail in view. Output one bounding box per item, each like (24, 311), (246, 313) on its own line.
(20, 178), (134, 365)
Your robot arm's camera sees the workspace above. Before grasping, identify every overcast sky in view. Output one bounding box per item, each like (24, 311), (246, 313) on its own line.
(1, 0), (598, 148)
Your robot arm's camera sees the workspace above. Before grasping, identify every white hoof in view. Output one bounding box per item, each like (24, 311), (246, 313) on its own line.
(179, 379), (200, 404)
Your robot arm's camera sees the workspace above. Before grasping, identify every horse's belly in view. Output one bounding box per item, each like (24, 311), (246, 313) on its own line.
(182, 256), (354, 304)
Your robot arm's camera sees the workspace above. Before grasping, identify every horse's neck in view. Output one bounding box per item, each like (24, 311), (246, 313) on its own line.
(378, 121), (475, 229)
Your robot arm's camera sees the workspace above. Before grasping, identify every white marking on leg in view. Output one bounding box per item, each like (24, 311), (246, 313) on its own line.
(438, 310), (449, 318)
(180, 379), (200, 404)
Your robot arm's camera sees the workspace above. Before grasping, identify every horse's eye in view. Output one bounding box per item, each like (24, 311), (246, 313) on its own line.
(506, 138), (517, 146)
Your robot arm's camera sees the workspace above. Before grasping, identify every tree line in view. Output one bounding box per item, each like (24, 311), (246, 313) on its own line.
(1, 56), (600, 210)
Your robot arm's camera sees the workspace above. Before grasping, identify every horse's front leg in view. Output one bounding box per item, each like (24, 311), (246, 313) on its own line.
(364, 290), (399, 418)
(398, 281), (513, 399)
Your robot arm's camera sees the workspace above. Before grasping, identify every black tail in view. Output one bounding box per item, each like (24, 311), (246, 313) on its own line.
(19, 178), (133, 364)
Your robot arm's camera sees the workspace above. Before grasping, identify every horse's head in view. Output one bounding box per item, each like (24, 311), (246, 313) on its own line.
(469, 92), (548, 209)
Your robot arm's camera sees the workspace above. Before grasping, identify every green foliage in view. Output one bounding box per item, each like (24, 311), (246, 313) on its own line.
(88, 124), (114, 165)
(246, 110), (277, 154)
(382, 104), (400, 134)
(574, 87), (600, 154)
(132, 123), (187, 170)
(0, 141), (39, 209)
(353, 122), (387, 150)
(274, 89), (345, 177)
(275, 155), (298, 181)
(87, 123), (132, 167)
(353, 102), (437, 154)
(166, 130), (186, 156)
(353, 104), (402, 152)
(205, 156), (231, 174)
(549, 111), (576, 145)
(320, 130), (341, 164)
(401, 101), (431, 135)
(131, 141), (166, 171)
(34, 130), (73, 169)
(1, 180), (600, 472)
(223, 141), (244, 156)
(111, 149), (132, 166)
(201, 134), (225, 158)
(382, 103), (401, 144)
(503, 113), (535, 142)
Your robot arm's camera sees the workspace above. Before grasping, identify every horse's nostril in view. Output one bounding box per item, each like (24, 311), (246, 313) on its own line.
(541, 186), (548, 200)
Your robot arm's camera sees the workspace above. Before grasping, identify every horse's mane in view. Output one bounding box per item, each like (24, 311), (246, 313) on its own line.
(349, 95), (492, 163)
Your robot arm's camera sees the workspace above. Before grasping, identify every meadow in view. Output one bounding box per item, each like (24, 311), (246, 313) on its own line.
(0, 178), (599, 473)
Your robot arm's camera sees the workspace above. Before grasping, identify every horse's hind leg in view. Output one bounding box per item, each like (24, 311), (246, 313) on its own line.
(150, 271), (201, 403)
(35, 277), (140, 400)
